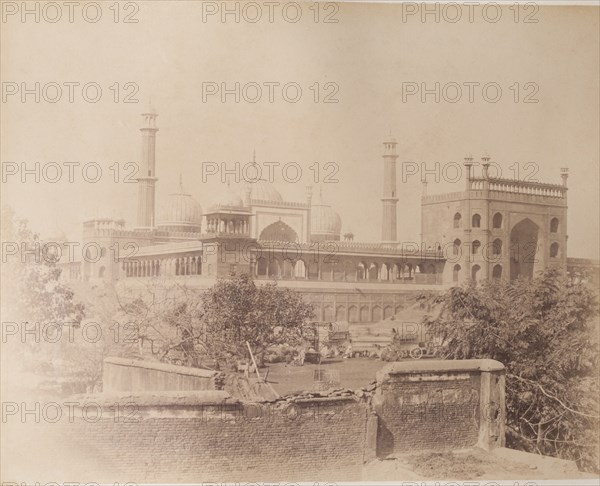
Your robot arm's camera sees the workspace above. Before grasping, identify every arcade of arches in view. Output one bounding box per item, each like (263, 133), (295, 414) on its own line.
(305, 292), (413, 323)
(123, 252), (444, 284)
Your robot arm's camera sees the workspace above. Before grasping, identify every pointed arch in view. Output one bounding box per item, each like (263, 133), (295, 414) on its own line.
(453, 212), (462, 229)
(259, 221), (298, 242)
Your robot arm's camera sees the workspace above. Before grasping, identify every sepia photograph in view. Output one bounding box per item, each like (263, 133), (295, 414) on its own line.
(1, 1), (599, 485)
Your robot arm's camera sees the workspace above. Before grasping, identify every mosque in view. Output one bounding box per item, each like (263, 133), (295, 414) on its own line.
(56, 108), (597, 323)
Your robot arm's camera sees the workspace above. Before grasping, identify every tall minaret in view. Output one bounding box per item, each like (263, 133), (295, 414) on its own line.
(136, 105), (159, 229)
(381, 134), (399, 243)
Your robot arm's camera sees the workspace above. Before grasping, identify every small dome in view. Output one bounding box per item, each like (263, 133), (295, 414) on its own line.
(210, 184), (244, 210)
(310, 189), (342, 240)
(384, 133), (397, 144)
(158, 182), (202, 231)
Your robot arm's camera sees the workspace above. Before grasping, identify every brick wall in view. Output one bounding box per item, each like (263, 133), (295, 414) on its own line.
(373, 359), (505, 456)
(4, 359), (505, 483)
(56, 395), (369, 483)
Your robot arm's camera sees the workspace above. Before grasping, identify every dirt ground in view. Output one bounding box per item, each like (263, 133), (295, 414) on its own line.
(363, 447), (599, 481)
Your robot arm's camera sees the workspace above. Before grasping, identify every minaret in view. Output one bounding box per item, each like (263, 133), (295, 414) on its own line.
(136, 104), (159, 229)
(243, 149), (256, 207)
(381, 134), (399, 243)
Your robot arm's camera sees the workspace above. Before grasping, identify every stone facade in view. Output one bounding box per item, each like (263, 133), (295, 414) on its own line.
(51, 110), (598, 321)
(422, 157), (569, 283)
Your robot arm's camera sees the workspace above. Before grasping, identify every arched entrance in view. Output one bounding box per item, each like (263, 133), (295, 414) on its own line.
(510, 218), (539, 280)
(259, 221), (298, 242)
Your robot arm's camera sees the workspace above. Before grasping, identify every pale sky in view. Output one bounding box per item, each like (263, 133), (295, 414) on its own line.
(2, 2), (599, 259)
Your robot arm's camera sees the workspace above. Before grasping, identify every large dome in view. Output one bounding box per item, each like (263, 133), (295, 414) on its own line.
(209, 184), (244, 210)
(310, 189), (342, 241)
(246, 154), (283, 203)
(250, 178), (283, 203)
(157, 183), (202, 232)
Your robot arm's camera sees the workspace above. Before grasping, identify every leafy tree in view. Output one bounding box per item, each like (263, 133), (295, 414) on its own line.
(117, 273), (315, 370)
(200, 273), (315, 367)
(422, 269), (599, 472)
(1, 206), (87, 393)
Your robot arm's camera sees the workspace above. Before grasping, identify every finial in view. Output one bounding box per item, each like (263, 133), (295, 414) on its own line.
(144, 97), (157, 115)
(178, 173), (185, 193)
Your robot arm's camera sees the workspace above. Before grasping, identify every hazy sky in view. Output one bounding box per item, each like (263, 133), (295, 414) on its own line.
(2, 1), (599, 258)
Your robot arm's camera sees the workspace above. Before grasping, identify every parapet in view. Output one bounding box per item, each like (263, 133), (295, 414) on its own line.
(102, 357), (224, 393)
(377, 358), (504, 380)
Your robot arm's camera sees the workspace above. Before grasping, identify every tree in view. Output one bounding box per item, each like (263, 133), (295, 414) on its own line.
(421, 269), (599, 472)
(116, 273), (315, 370)
(1, 206), (87, 394)
(200, 273), (315, 367)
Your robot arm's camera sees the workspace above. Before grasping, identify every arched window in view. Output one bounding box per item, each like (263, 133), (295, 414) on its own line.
(472, 214), (481, 228)
(453, 213), (462, 229)
(368, 263), (378, 280)
(453, 239), (461, 256)
(357, 262), (366, 280)
(492, 238), (502, 256)
(294, 260), (306, 278)
(550, 218), (559, 233)
(98, 266), (106, 278)
(492, 264), (502, 279)
(472, 240), (481, 254)
(471, 264), (481, 281)
(550, 242), (559, 258)
(493, 212), (503, 229)
(453, 264), (461, 282)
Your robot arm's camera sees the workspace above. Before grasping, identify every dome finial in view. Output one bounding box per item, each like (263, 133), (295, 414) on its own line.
(179, 173), (184, 193)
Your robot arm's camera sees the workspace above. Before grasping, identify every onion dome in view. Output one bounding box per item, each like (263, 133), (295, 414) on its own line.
(310, 187), (342, 241)
(251, 179), (283, 203)
(157, 177), (202, 232)
(209, 182), (244, 211)
(246, 151), (283, 203)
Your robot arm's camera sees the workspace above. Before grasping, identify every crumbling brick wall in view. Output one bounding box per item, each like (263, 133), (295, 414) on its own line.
(7, 359), (505, 483)
(56, 394), (369, 483)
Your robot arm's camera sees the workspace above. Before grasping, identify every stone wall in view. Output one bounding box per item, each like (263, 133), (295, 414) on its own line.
(103, 357), (223, 392)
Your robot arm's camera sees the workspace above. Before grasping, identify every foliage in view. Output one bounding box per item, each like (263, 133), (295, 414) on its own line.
(117, 273), (315, 370)
(1, 206), (89, 393)
(423, 269), (599, 472)
(200, 273), (315, 366)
